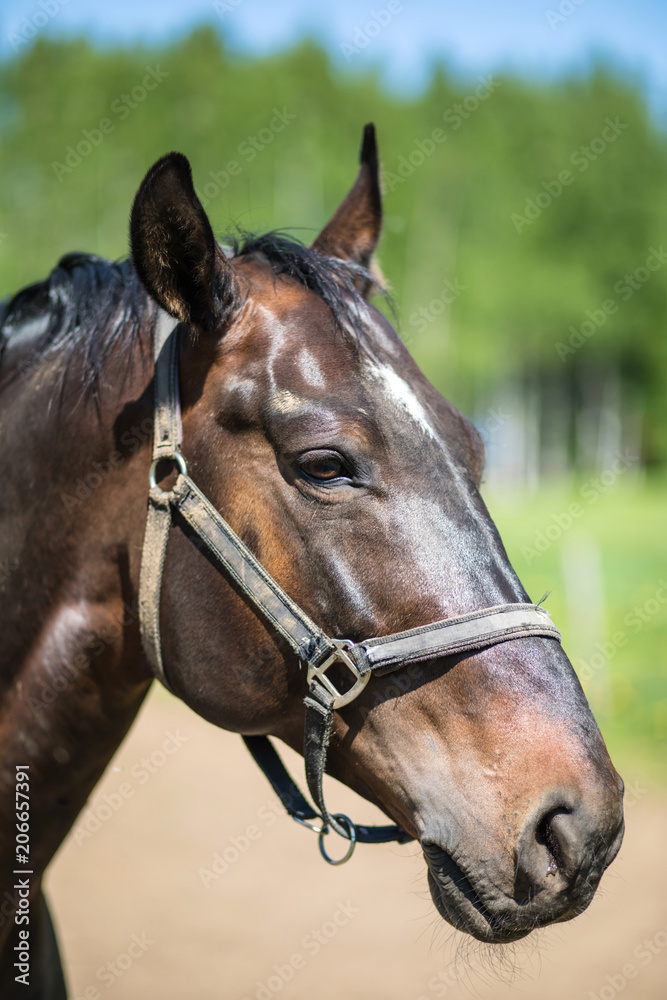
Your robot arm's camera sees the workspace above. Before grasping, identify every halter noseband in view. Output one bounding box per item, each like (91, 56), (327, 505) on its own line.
(139, 311), (562, 864)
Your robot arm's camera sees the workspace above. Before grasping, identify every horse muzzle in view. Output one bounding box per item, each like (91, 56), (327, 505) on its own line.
(422, 784), (625, 943)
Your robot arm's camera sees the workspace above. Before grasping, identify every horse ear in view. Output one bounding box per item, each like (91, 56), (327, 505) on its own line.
(311, 123), (382, 289)
(130, 152), (238, 331)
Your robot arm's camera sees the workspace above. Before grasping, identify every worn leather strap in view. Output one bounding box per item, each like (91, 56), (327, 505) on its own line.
(152, 309), (182, 459)
(356, 604), (561, 675)
(138, 309), (182, 691)
(242, 731), (410, 844)
(138, 488), (173, 689)
(171, 474), (333, 665)
(303, 682), (342, 834)
(242, 734), (321, 823)
(302, 681), (411, 843)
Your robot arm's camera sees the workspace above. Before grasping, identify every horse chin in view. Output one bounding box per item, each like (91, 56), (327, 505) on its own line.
(423, 839), (614, 943)
(424, 847), (531, 944)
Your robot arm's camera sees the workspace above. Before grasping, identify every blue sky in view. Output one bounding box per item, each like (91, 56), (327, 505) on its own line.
(2, 0), (666, 118)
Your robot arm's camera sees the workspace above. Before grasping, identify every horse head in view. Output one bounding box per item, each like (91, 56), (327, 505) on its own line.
(128, 127), (624, 943)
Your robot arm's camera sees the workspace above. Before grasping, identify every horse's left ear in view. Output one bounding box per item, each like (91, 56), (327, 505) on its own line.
(312, 123), (382, 291)
(130, 151), (238, 332)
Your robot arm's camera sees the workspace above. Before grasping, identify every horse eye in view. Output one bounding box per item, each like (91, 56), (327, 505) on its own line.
(301, 457), (345, 482)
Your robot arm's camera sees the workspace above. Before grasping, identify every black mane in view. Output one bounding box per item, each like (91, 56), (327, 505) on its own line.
(234, 231), (380, 336)
(0, 232), (382, 397)
(0, 254), (152, 397)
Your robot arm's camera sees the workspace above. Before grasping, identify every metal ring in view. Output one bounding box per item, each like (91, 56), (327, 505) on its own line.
(292, 815), (326, 835)
(318, 813), (357, 866)
(149, 453), (188, 490)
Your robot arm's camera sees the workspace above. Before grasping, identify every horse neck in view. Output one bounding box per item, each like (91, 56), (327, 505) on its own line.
(0, 328), (155, 894)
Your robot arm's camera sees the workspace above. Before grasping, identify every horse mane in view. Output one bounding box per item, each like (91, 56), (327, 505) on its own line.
(0, 253), (152, 399)
(233, 231), (382, 338)
(0, 232), (383, 399)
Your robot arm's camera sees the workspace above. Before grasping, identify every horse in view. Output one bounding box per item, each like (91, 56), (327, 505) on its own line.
(0, 124), (624, 998)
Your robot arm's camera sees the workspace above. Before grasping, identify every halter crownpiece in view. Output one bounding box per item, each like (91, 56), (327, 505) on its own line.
(139, 310), (562, 863)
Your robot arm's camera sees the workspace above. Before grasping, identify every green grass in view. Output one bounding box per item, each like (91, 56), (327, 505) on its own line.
(483, 475), (667, 782)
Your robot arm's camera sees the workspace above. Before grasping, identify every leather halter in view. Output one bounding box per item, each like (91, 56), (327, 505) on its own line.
(139, 310), (562, 863)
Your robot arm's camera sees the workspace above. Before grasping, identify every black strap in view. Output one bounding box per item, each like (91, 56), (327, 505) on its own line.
(241, 735), (319, 822)
(243, 728), (411, 844)
(302, 681), (412, 843)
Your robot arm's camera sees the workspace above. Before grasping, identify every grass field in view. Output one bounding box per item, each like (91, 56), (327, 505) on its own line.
(483, 474), (667, 782)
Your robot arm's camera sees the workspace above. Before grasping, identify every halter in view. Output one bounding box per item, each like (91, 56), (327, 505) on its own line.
(139, 312), (562, 864)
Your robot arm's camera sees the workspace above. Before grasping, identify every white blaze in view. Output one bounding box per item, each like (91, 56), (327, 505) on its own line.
(366, 362), (437, 440)
(298, 348), (326, 388)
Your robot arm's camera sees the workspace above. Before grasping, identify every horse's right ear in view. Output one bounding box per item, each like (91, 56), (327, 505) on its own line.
(130, 152), (238, 332)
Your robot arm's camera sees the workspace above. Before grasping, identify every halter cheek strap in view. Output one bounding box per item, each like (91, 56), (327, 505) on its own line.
(138, 310), (562, 861)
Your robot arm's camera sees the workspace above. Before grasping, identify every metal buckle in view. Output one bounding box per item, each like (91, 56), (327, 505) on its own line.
(307, 639), (370, 709)
(149, 452), (188, 491)
(319, 813), (357, 865)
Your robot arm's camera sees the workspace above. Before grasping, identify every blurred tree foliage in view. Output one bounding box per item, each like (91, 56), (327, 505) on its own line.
(1, 28), (666, 466)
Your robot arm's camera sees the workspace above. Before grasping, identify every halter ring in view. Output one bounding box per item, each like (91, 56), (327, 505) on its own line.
(149, 452), (188, 491)
(319, 814), (357, 865)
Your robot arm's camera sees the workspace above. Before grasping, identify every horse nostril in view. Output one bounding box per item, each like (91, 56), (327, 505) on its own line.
(514, 785), (626, 908)
(514, 795), (579, 902)
(535, 807), (570, 876)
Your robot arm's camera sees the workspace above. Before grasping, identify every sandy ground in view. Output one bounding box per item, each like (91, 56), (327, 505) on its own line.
(46, 686), (667, 1000)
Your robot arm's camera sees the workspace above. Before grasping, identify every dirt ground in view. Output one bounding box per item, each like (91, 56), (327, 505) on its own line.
(47, 686), (667, 1000)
